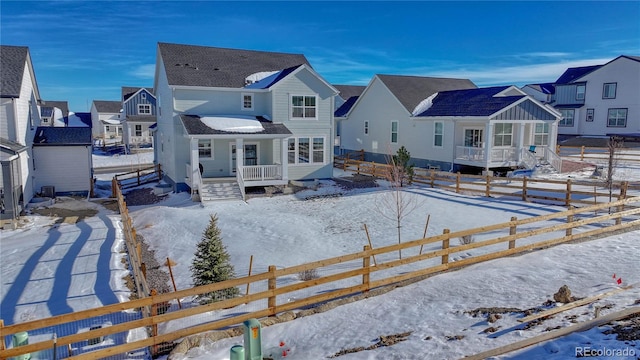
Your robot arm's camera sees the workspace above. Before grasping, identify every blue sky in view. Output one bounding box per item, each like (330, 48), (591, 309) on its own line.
(2, 1), (639, 113)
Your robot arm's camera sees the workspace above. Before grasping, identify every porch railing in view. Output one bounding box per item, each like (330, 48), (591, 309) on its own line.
(242, 164), (282, 181)
(490, 147), (518, 162)
(456, 146), (485, 161)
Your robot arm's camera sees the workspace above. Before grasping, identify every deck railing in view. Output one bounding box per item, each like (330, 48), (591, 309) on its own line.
(242, 165), (282, 181)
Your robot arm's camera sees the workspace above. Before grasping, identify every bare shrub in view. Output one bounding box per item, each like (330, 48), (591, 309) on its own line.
(458, 234), (474, 245)
(298, 269), (319, 281)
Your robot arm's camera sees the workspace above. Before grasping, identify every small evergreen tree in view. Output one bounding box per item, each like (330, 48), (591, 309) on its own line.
(392, 146), (415, 186)
(190, 214), (240, 303)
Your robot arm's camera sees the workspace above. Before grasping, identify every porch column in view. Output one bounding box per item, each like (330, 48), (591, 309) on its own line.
(518, 123), (526, 162)
(281, 138), (289, 182)
(236, 138), (244, 178)
(484, 122), (492, 171)
(190, 137), (200, 186)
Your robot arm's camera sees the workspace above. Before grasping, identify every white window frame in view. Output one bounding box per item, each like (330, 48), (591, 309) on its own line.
(603, 83), (617, 99)
(364, 121), (369, 135)
(287, 136), (326, 165)
(493, 123), (513, 147)
(607, 108), (628, 128)
(391, 121), (398, 144)
(559, 109), (575, 127)
(198, 139), (213, 158)
(576, 84), (586, 101)
(434, 121), (443, 147)
(290, 95), (317, 120)
(241, 93), (254, 111)
(138, 104), (151, 115)
(533, 123), (549, 146)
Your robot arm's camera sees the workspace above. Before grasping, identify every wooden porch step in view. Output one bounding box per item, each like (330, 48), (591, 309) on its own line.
(198, 181), (243, 203)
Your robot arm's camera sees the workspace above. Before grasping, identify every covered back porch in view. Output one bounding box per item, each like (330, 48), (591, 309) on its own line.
(453, 119), (561, 171)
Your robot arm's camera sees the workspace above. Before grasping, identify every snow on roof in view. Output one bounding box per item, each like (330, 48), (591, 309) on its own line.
(411, 92), (439, 116)
(200, 115), (265, 133)
(244, 70), (280, 85)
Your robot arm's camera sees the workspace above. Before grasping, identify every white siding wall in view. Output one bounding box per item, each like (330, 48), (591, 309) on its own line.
(33, 146), (92, 193)
(579, 57), (640, 136)
(0, 98), (15, 141)
(19, 151), (33, 204)
(272, 68), (334, 179)
(155, 59), (183, 185)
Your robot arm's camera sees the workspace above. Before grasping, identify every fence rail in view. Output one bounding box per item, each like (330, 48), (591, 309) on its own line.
(2, 193), (640, 359)
(558, 145), (640, 163)
(111, 164), (162, 195)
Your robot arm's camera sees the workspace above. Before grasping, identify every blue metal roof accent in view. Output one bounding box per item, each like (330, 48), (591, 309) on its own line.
(334, 96), (359, 117)
(74, 112), (92, 127)
(554, 104), (585, 109)
(415, 86), (524, 117)
(33, 127), (92, 146)
(538, 83), (555, 94)
(149, 123), (157, 130)
(555, 65), (602, 84)
(243, 65), (303, 89)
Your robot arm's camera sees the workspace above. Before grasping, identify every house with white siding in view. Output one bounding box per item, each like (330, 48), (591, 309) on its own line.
(121, 87), (156, 151)
(333, 84), (365, 155)
(553, 55), (640, 137)
(40, 100), (69, 127)
(1, 45), (42, 220)
(90, 100), (123, 143)
(153, 42), (338, 201)
(339, 74), (562, 174)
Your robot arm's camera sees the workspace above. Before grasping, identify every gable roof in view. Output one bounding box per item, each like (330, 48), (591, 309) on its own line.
(1, 45), (40, 99)
(180, 115), (292, 136)
(93, 100), (122, 113)
(415, 86), (526, 117)
(32, 126), (92, 146)
(41, 100), (70, 118)
(73, 112), (92, 127)
(555, 65), (602, 84)
(334, 85), (366, 100)
(122, 86), (155, 101)
(158, 42), (311, 88)
(376, 74), (477, 113)
(523, 83), (555, 95)
(242, 65), (304, 89)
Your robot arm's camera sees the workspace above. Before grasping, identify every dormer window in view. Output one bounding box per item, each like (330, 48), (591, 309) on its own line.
(138, 104), (151, 115)
(242, 93), (254, 111)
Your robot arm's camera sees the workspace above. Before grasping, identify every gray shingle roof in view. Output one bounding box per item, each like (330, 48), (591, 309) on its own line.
(377, 75), (477, 113)
(180, 115), (292, 136)
(126, 115), (156, 123)
(41, 100), (70, 118)
(1, 45), (29, 98)
(122, 86), (154, 101)
(158, 42), (310, 88)
(93, 100), (122, 113)
(333, 85), (366, 100)
(33, 127), (92, 146)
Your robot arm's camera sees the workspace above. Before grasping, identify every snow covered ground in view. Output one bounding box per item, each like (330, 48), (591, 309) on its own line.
(1, 157), (639, 359)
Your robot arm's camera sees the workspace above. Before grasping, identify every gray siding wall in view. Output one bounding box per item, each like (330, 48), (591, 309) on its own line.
(124, 89), (157, 116)
(555, 84), (585, 105)
(493, 100), (556, 121)
(174, 89), (269, 116)
(1, 98), (15, 142)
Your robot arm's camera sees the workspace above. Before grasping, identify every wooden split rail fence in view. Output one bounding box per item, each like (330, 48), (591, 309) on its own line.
(111, 164), (162, 196)
(558, 145), (640, 163)
(339, 158), (638, 206)
(2, 195), (640, 359)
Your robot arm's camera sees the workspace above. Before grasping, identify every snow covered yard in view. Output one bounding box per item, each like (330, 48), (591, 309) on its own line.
(1, 161), (639, 359)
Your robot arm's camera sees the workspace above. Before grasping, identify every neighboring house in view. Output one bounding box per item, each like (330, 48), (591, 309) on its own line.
(32, 127), (93, 196)
(553, 55), (640, 137)
(521, 83), (555, 104)
(90, 100), (122, 143)
(340, 74), (561, 173)
(0, 45), (42, 220)
(153, 42), (338, 199)
(333, 84), (365, 155)
(40, 100), (69, 127)
(121, 86), (156, 151)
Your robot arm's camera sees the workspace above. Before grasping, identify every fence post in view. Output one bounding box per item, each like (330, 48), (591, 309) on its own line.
(455, 173), (461, 194)
(616, 181), (628, 225)
(441, 229), (450, 265)
(362, 245), (371, 293)
(522, 177), (528, 202)
(111, 178), (117, 198)
(268, 265), (277, 316)
(150, 289), (159, 357)
(566, 179), (572, 208)
(430, 170), (435, 188)
(485, 174), (491, 197)
(580, 146), (585, 161)
(509, 216), (517, 249)
(0, 319), (4, 351)
(566, 206), (574, 237)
